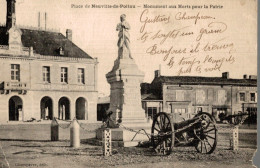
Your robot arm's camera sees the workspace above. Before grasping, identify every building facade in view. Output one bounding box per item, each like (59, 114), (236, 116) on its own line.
(0, 0), (98, 122)
(142, 70), (257, 123)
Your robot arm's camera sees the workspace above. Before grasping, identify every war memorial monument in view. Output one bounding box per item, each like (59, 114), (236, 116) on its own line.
(96, 14), (151, 147)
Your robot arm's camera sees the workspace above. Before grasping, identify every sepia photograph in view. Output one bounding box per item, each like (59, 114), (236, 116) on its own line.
(0, 0), (258, 167)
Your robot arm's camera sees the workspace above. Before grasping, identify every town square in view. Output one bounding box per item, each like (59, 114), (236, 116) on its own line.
(0, 0), (258, 167)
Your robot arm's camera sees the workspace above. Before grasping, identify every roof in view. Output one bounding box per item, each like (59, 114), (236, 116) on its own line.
(0, 26), (92, 59)
(141, 93), (161, 101)
(0, 27), (8, 45)
(152, 76), (257, 86)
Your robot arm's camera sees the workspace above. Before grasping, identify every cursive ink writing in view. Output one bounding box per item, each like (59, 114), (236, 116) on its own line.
(146, 44), (187, 61)
(196, 22), (227, 41)
(138, 10), (236, 75)
(175, 12), (215, 24)
(177, 56), (200, 75)
(140, 9), (171, 33)
(203, 38), (235, 53)
(151, 26), (193, 44)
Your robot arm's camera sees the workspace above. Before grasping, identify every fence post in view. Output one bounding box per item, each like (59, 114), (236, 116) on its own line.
(230, 126), (239, 150)
(103, 128), (112, 156)
(51, 118), (59, 141)
(70, 118), (80, 148)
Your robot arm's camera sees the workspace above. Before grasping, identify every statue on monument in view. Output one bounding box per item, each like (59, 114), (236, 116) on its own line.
(116, 14), (133, 59)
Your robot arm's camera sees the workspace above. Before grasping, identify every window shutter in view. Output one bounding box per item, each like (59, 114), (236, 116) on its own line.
(224, 91), (227, 103)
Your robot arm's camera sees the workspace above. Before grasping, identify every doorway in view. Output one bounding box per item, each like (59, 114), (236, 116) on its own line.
(9, 96), (23, 121)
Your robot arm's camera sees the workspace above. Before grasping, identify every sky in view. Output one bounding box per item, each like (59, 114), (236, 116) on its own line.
(0, 0), (257, 96)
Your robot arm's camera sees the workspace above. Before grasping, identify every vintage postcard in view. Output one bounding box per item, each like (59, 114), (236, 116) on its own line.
(0, 0), (257, 167)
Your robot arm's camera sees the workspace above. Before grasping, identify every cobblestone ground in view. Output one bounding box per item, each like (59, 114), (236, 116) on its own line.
(0, 123), (257, 168)
(0, 140), (256, 168)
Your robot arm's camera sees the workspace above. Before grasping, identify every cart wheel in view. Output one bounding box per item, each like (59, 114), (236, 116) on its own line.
(194, 112), (217, 154)
(151, 112), (174, 155)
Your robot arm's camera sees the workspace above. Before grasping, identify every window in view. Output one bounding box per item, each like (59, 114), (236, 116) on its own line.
(147, 107), (157, 119)
(239, 93), (245, 101)
(77, 68), (85, 84)
(250, 93), (256, 102)
(61, 67), (68, 83)
(59, 47), (64, 55)
(42, 66), (50, 83)
(196, 90), (206, 104)
(197, 107), (203, 113)
(167, 103), (172, 113)
(218, 90), (227, 104)
(11, 64), (20, 81)
(207, 89), (213, 100)
(215, 108), (227, 122)
(174, 108), (186, 114)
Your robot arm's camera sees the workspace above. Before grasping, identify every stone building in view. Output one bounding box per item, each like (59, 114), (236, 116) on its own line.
(0, 0), (98, 122)
(142, 70), (257, 122)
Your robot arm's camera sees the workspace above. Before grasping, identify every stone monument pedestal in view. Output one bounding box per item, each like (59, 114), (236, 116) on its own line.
(97, 57), (152, 147)
(106, 58), (146, 122)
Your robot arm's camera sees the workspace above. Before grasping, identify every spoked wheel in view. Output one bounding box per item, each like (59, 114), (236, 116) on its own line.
(194, 112), (218, 154)
(151, 112), (174, 155)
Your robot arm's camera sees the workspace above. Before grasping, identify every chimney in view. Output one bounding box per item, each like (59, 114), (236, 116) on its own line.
(38, 12), (40, 29)
(249, 75), (257, 80)
(66, 29), (72, 41)
(44, 12), (47, 30)
(222, 72), (229, 79)
(243, 74), (247, 79)
(6, 0), (16, 30)
(155, 70), (161, 78)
